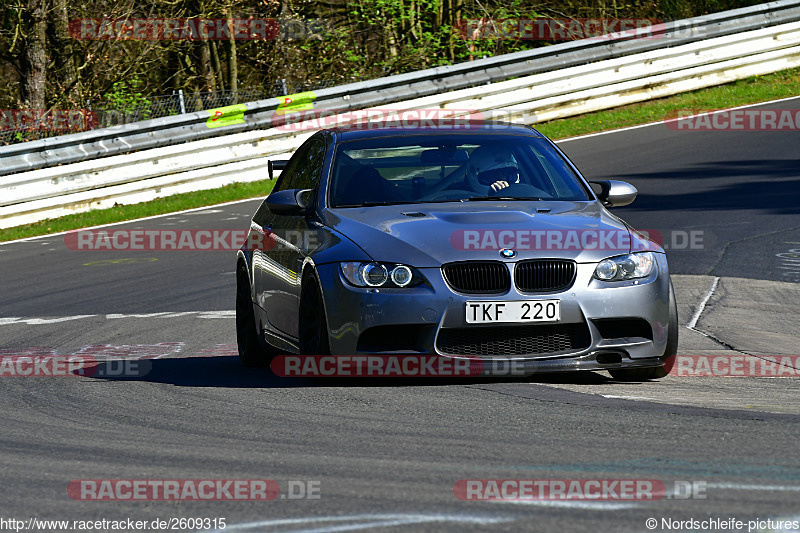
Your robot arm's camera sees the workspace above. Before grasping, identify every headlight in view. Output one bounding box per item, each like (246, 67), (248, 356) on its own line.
(340, 262), (424, 288)
(594, 252), (655, 281)
(362, 263), (388, 287)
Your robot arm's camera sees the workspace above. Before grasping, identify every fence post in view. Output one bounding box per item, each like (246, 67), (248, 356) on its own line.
(178, 89), (186, 114)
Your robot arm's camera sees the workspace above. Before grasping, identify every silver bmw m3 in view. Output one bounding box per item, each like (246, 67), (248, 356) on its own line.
(236, 123), (677, 380)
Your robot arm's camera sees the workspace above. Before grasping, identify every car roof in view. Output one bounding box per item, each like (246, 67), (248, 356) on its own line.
(326, 122), (546, 142)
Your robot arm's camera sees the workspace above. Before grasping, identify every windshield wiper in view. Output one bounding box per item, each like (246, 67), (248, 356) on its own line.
(466, 196), (541, 201)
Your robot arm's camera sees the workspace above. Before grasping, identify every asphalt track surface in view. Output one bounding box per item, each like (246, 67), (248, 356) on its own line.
(1, 98), (799, 533)
(560, 97), (800, 284)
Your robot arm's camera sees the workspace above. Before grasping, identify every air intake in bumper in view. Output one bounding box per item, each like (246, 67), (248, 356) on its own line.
(436, 323), (591, 356)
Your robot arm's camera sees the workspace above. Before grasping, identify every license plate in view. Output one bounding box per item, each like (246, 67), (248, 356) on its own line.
(465, 300), (560, 324)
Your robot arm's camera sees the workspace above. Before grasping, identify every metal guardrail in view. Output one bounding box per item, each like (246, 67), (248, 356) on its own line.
(2, 1), (800, 228)
(0, 81), (346, 146)
(2, 0), (800, 178)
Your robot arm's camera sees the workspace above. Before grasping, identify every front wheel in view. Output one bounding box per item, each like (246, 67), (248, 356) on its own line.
(609, 279), (678, 381)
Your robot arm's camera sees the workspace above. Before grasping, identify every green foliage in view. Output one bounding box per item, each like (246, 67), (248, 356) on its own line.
(102, 76), (153, 119)
(0, 0), (774, 116)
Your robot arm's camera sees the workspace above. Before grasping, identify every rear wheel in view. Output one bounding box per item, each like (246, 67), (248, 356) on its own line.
(236, 262), (275, 366)
(298, 272), (331, 355)
(609, 279), (678, 381)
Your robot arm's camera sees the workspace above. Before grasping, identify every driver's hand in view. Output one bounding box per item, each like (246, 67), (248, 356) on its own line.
(490, 181), (510, 192)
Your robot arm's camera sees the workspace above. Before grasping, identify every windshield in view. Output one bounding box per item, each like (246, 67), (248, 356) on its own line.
(329, 134), (592, 207)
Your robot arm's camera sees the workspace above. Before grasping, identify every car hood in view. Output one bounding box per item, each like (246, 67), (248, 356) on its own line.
(323, 201), (659, 267)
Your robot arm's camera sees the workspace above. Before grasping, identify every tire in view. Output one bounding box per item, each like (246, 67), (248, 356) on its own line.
(298, 272), (331, 355)
(609, 279), (678, 381)
(236, 262), (275, 366)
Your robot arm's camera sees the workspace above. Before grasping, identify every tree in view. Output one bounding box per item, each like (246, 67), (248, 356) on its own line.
(20, 0), (47, 108)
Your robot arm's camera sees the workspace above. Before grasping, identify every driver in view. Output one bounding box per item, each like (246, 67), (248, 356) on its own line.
(465, 146), (521, 193)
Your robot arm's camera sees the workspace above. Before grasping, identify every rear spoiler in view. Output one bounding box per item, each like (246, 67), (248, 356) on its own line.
(268, 160), (289, 179)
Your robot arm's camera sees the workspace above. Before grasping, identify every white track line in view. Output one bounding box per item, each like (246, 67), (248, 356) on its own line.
(0, 315), (96, 326)
(0, 311), (235, 325)
(706, 483), (800, 492)
(208, 513), (511, 533)
(492, 499), (638, 510)
(0, 197), (260, 246)
(687, 276), (720, 330)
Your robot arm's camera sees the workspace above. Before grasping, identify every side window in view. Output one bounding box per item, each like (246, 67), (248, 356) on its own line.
(292, 139), (326, 190)
(272, 142), (311, 193)
(273, 139), (325, 193)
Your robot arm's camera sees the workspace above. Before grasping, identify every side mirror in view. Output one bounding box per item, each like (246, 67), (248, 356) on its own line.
(265, 188), (313, 216)
(268, 160), (289, 180)
(590, 180), (638, 207)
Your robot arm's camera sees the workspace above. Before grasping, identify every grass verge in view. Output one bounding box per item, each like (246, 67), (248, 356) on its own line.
(3, 67), (800, 242)
(535, 68), (800, 140)
(0, 179), (275, 242)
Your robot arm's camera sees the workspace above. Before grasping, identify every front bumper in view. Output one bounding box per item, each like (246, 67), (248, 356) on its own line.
(316, 254), (672, 375)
